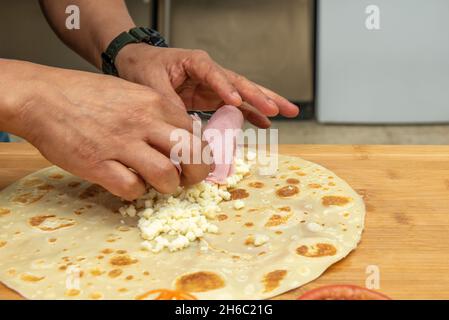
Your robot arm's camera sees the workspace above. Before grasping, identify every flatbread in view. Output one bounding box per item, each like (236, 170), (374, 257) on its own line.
(0, 154), (365, 299)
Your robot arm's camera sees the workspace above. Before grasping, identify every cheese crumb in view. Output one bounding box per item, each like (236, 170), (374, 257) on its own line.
(246, 150), (257, 161)
(306, 222), (323, 232)
(254, 234), (269, 246)
(233, 199), (245, 210)
(120, 156), (252, 253)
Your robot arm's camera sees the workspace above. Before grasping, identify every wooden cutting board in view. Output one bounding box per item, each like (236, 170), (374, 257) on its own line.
(1, 143), (449, 300)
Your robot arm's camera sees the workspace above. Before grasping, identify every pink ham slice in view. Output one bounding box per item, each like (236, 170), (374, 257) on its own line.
(203, 105), (244, 184)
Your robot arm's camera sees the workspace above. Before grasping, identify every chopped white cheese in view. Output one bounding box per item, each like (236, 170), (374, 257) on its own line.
(233, 199), (245, 210)
(253, 234), (270, 246)
(307, 222), (323, 232)
(120, 156), (253, 253)
(246, 150), (257, 161)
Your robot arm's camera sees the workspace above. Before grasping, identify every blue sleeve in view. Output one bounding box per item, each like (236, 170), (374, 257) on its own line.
(0, 132), (10, 142)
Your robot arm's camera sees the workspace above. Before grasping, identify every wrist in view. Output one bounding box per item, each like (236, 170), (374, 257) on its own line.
(92, 23), (136, 70)
(114, 42), (158, 80)
(0, 60), (39, 135)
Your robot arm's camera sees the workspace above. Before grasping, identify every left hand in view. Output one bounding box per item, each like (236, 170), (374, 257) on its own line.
(115, 44), (299, 128)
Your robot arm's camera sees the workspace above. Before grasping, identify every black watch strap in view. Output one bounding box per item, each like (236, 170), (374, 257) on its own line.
(101, 27), (168, 76)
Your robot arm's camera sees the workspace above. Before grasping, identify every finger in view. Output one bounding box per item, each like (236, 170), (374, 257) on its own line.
(186, 51), (242, 106)
(255, 84), (300, 118)
(226, 71), (279, 117)
(145, 121), (212, 186)
(86, 160), (146, 201)
(239, 103), (272, 129)
(119, 142), (180, 194)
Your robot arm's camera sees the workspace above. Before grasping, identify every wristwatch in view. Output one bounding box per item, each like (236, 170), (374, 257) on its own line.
(101, 27), (168, 76)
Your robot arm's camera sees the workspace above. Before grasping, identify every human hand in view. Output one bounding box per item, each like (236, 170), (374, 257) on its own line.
(4, 61), (211, 200)
(115, 45), (300, 128)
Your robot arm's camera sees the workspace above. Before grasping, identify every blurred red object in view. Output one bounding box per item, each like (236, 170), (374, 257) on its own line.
(297, 285), (391, 300)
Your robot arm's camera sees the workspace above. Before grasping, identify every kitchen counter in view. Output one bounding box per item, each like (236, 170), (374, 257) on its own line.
(1, 142), (449, 299)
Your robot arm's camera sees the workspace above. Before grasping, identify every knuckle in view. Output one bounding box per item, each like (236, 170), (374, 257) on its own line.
(235, 73), (248, 83)
(119, 176), (143, 200)
(192, 49), (210, 60)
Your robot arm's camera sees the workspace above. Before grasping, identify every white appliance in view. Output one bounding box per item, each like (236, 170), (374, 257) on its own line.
(316, 0), (449, 123)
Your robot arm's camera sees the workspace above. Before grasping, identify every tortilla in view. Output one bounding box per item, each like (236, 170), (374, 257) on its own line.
(0, 154), (364, 299)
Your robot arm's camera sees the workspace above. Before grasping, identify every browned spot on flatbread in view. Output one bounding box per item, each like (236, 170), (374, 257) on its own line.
(65, 289), (80, 297)
(68, 181), (81, 188)
(244, 235), (255, 246)
(37, 184), (54, 191)
(7, 268), (16, 276)
(79, 184), (104, 199)
(0, 208), (11, 217)
(0, 241), (7, 248)
(89, 292), (103, 300)
(125, 275), (134, 281)
(116, 226), (130, 232)
(308, 183), (321, 189)
(89, 268), (104, 276)
(328, 182), (336, 186)
(175, 271), (225, 293)
(101, 248), (114, 254)
(244, 222), (254, 227)
(108, 269), (123, 278)
(262, 270), (287, 293)
(288, 165), (300, 170)
(49, 173), (64, 180)
(59, 265), (68, 271)
(278, 206), (291, 212)
(286, 178), (300, 184)
(296, 243), (337, 257)
(48, 238), (57, 243)
(109, 254), (138, 266)
(29, 215), (76, 231)
(230, 188), (249, 200)
(22, 178), (44, 187)
(265, 214), (291, 227)
(118, 288), (128, 293)
(322, 196), (351, 206)
(217, 214), (228, 221)
(248, 181), (264, 189)
(12, 191), (47, 205)
(116, 249), (127, 254)
(276, 185), (299, 198)
(20, 273), (45, 282)
(73, 208), (85, 215)
(295, 171), (306, 176)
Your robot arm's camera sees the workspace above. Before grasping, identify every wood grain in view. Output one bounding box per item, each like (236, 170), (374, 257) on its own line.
(1, 143), (449, 300)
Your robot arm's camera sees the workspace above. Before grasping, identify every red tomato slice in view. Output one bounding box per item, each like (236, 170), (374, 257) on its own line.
(297, 285), (391, 300)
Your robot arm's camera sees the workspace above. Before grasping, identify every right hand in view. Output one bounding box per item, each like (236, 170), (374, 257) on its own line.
(5, 61), (212, 200)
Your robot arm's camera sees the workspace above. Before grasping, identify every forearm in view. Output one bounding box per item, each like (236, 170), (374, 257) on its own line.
(39, 0), (136, 69)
